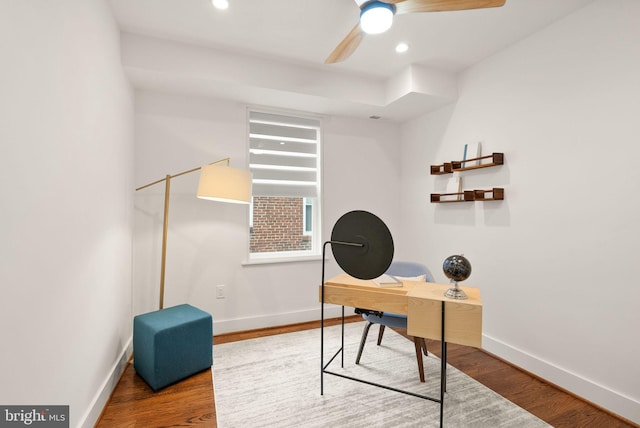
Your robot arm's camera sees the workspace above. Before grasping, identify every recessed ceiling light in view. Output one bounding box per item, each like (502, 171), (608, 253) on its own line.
(212, 0), (229, 10)
(395, 43), (409, 53)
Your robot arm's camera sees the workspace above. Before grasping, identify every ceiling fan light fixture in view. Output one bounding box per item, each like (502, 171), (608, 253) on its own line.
(360, 1), (395, 35)
(211, 0), (229, 10)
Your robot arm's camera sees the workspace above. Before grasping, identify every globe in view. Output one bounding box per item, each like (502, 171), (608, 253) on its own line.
(443, 255), (472, 283)
(443, 255), (472, 300)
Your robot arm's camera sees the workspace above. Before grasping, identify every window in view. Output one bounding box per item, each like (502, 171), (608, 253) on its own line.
(303, 197), (313, 236)
(248, 110), (321, 260)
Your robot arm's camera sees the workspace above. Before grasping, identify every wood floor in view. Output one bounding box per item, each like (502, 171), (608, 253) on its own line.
(96, 317), (638, 427)
(96, 364), (216, 427)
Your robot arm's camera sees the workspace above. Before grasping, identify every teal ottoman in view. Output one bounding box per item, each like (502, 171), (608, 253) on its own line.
(133, 304), (213, 391)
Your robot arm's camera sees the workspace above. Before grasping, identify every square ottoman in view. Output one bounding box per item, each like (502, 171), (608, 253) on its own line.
(133, 304), (213, 391)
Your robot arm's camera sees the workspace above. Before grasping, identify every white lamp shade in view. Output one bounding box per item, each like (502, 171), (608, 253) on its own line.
(197, 164), (252, 204)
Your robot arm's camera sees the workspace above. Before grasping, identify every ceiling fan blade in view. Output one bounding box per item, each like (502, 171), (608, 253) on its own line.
(325, 23), (365, 64)
(394, 0), (506, 15)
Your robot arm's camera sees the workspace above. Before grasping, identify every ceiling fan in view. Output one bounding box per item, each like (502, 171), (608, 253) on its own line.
(325, 0), (507, 64)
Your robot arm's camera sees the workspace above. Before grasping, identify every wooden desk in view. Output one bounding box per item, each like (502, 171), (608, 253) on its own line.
(319, 274), (482, 427)
(321, 273), (482, 347)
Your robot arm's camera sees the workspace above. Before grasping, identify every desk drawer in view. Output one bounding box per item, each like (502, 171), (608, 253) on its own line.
(319, 285), (408, 315)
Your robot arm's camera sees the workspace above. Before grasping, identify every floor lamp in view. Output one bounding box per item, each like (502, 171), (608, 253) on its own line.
(135, 158), (252, 310)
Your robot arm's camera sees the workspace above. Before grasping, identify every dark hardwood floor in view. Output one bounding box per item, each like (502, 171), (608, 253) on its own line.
(96, 317), (638, 427)
(96, 364), (216, 427)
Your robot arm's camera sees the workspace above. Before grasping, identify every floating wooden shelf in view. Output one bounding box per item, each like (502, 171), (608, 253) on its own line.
(430, 191), (472, 203)
(430, 162), (456, 175)
(430, 152), (504, 175)
(431, 188), (504, 203)
(473, 187), (504, 201)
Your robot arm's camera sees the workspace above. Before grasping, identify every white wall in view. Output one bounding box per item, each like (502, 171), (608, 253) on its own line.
(0, 1), (134, 427)
(133, 91), (402, 333)
(400, 0), (640, 422)
(6, 0), (636, 425)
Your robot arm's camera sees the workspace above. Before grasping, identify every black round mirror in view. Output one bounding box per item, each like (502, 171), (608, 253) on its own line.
(330, 210), (394, 280)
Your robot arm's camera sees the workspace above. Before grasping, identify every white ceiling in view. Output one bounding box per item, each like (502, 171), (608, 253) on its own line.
(109, 0), (595, 121)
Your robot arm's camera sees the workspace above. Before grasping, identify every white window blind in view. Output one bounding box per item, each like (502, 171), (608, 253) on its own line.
(249, 111), (320, 198)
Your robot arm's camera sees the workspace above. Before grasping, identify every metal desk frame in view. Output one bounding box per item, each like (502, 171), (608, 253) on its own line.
(320, 241), (448, 427)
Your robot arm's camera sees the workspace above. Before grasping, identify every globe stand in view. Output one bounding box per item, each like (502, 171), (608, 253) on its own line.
(445, 280), (468, 300)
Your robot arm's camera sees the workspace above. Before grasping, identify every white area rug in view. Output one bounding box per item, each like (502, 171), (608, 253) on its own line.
(213, 322), (549, 427)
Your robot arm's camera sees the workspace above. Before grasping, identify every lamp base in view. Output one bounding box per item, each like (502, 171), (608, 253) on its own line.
(444, 283), (468, 300)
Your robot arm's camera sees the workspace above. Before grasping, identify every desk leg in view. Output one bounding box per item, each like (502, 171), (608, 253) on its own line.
(443, 342), (447, 392)
(440, 301), (446, 427)
(320, 242), (329, 396)
(341, 306), (345, 367)
(321, 285), (325, 395)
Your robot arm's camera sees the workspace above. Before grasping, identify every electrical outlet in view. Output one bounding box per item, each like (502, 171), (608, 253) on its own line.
(216, 285), (225, 299)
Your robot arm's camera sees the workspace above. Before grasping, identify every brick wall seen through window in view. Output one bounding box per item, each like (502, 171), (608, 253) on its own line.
(250, 196), (312, 253)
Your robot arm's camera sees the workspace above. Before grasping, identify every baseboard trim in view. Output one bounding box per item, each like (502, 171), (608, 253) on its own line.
(483, 334), (640, 425)
(213, 306), (345, 335)
(80, 336), (133, 428)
